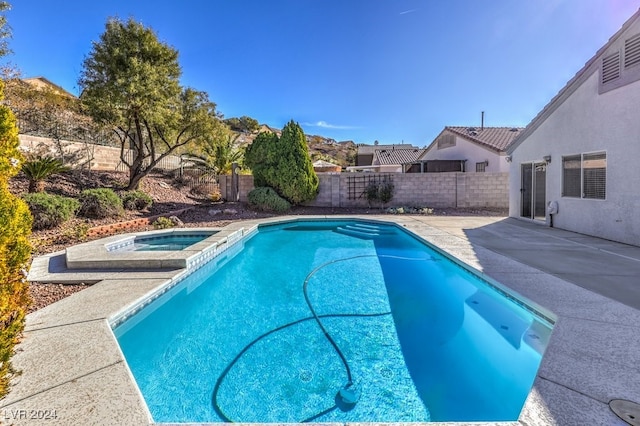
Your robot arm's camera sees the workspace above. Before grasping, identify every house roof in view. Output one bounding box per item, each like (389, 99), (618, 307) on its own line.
(357, 143), (416, 155)
(427, 126), (524, 154)
(374, 147), (426, 165)
(312, 159), (339, 167)
(22, 77), (76, 98)
(508, 8), (640, 153)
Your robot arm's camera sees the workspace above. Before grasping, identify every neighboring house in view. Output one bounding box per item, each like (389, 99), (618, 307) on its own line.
(418, 126), (523, 173)
(506, 9), (640, 246)
(312, 159), (341, 173)
(355, 143), (416, 167)
(372, 147), (426, 172)
(347, 146), (425, 173)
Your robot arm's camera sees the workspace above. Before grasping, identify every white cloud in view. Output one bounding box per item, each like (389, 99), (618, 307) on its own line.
(303, 121), (359, 130)
(399, 8), (418, 15)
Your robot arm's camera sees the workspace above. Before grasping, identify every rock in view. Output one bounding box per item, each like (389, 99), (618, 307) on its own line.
(158, 181), (171, 189)
(208, 209), (222, 216)
(169, 216), (184, 226)
(223, 208), (238, 215)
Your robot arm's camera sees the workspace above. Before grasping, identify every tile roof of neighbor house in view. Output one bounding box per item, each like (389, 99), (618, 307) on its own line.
(508, 8), (640, 153)
(357, 143), (416, 155)
(440, 126), (524, 153)
(374, 147), (427, 165)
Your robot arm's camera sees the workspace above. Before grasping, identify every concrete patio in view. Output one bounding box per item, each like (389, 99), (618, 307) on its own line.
(1, 215), (639, 426)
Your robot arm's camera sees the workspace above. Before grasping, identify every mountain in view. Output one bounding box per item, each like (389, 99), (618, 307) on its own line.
(233, 125), (357, 168)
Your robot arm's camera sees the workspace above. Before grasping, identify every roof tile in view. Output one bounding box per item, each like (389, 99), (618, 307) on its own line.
(444, 126), (524, 152)
(374, 148), (426, 165)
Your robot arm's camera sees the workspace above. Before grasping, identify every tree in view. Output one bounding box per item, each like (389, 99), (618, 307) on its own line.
(224, 115), (259, 133)
(0, 1), (33, 398)
(79, 17), (223, 190)
(208, 132), (243, 175)
(244, 130), (278, 187)
(245, 120), (318, 204)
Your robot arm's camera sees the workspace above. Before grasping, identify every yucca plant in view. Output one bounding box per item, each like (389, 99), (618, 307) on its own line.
(21, 156), (70, 193)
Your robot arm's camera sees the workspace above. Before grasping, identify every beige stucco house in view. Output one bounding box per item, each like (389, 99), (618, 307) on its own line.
(419, 126), (522, 173)
(507, 9), (640, 246)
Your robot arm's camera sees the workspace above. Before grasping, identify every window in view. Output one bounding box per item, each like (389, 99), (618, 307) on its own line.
(582, 153), (606, 199)
(562, 152), (606, 199)
(475, 161), (487, 172)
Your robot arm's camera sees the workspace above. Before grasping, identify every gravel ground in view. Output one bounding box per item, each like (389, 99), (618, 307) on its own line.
(13, 170), (508, 312)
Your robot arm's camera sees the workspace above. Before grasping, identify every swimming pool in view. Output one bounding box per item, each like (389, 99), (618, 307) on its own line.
(113, 220), (554, 423)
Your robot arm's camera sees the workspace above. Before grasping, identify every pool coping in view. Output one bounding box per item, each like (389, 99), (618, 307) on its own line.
(3, 215), (639, 425)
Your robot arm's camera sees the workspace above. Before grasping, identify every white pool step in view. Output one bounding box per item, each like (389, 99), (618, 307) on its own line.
(334, 223), (395, 239)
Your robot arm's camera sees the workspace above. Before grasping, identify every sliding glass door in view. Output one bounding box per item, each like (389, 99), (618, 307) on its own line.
(520, 162), (546, 220)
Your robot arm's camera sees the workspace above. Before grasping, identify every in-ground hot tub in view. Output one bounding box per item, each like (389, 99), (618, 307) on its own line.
(64, 228), (231, 270)
(107, 231), (218, 252)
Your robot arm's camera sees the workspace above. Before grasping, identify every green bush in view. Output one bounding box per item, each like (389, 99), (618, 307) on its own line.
(23, 193), (80, 230)
(364, 180), (394, 207)
(247, 187), (291, 212)
(121, 190), (153, 211)
(244, 120), (318, 205)
(78, 188), (124, 219)
(21, 156), (70, 193)
(0, 79), (33, 398)
(152, 216), (174, 229)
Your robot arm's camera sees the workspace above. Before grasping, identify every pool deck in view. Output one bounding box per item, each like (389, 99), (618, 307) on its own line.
(2, 215), (639, 426)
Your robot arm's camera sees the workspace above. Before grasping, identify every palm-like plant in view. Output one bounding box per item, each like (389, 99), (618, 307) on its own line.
(21, 156), (70, 193)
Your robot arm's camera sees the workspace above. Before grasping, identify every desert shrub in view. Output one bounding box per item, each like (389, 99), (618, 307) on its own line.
(0, 79), (33, 398)
(378, 181), (394, 204)
(21, 155), (70, 193)
(121, 190), (153, 211)
(78, 188), (124, 219)
(23, 193), (80, 230)
(152, 216), (174, 229)
(247, 187), (291, 212)
(209, 187), (222, 202)
(365, 182), (379, 204)
(364, 180), (394, 207)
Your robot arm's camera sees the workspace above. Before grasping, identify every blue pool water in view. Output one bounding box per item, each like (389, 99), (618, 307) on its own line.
(112, 232), (216, 252)
(114, 220), (553, 423)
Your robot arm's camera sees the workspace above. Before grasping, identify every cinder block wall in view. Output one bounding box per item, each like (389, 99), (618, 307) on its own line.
(219, 172), (508, 209)
(18, 135), (180, 172)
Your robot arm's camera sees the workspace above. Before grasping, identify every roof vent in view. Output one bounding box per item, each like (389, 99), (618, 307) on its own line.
(467, 127), (477, 132)
(509, 128), (519, 132)
(469, 131), (478, 136)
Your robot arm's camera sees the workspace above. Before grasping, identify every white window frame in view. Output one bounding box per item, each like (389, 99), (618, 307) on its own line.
(562, 151), (607, 200)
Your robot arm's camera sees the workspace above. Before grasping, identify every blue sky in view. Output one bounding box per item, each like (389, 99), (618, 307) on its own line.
(5, 1), (639, 146)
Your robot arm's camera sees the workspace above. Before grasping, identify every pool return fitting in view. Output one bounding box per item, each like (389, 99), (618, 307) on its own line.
(211, 254), (430, 422)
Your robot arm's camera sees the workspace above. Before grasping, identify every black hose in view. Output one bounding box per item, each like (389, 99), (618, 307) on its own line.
(211, 311), (390, 422)
(212, 253), (430, 423)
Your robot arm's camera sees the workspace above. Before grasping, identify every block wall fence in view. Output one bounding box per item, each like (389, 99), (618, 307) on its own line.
(18, 135), (182, 172)
(219, 172), (509, 209)
(18, 135), (508, 209)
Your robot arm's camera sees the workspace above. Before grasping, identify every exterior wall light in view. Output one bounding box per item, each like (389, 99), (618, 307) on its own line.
(505, 155), (512, 163)
(543, 155), (551, 164)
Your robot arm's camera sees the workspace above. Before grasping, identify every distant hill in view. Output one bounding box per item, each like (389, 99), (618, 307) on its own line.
(233, 125), (357, 168)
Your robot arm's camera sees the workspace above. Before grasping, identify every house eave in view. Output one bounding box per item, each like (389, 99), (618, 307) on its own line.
(508, 8), (640, 154)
